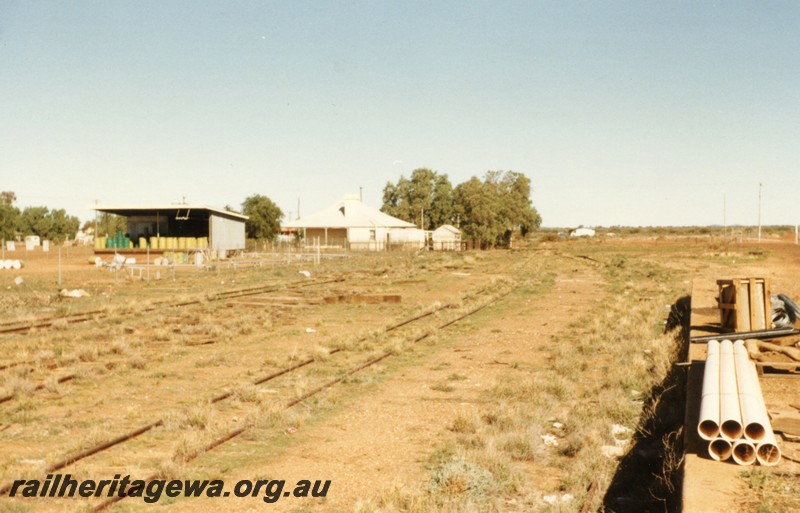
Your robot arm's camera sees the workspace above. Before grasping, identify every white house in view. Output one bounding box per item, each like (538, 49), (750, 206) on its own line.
(283, 195), (423, 251)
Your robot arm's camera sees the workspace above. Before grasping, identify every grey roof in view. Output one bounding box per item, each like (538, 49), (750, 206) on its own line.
(94, 204), (248, 221)
(283, 195), (416, 229)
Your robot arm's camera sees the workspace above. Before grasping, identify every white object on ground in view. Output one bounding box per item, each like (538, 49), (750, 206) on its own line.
(60, 289), (90, 298)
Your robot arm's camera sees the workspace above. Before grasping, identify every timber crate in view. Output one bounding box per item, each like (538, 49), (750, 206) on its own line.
(717, 277), (771, 332)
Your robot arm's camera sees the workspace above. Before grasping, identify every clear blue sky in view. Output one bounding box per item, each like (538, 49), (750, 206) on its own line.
(2, 1), (798, 227)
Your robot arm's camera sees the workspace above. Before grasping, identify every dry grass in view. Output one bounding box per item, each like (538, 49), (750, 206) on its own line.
(354, 250), (686, 512)
(740, 468), (800, 513)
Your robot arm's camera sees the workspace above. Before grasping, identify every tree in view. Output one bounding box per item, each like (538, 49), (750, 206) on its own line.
(454, 171), (541, 248)
(486, 170), (541, 237)
(0, 191), (20, 241)
(17, 206), (81, 242)
(1, 191), (16, 206)
(48, 209), (80, 242)
(97, 213), (127, 237)
(242, 194), (283, 241)
(453, 177), (503, 248)
(18, 207), (52, 239)
(381, 168), (454, 230)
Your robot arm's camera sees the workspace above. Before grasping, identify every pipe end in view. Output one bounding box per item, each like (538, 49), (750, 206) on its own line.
(732, 440), (757, 466)
(698, 420), (720, 441)
(744, 423), (766, 442)
(708, 438), (732, 461)
(720, 420), (743, 441)
(756, 443), (782, 466)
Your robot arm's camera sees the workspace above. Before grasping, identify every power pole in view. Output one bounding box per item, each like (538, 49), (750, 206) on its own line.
(757, 182), (762, 242)
(723, 193), (727, 236)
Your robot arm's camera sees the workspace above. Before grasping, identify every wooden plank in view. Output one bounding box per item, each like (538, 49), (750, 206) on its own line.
(324, 294), (402, 304)
(755, 361), (800, 374)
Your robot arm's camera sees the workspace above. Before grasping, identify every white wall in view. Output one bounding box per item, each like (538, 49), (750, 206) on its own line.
(210, 215), (245, 251)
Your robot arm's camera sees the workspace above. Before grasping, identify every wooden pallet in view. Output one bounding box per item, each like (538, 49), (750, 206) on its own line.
(717, 277), (771, 332)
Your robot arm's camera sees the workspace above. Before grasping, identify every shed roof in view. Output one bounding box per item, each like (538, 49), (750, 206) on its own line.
(433, 224), (461, 235)
(283, 195), (416, 229)
(94, 204), (248, 221)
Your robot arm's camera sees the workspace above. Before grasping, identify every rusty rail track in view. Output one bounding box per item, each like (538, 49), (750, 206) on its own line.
(0, 277), (345, 336)
(86, 284), (517, 512)
(0, 281), (513, 501)
(0, 290), (470, 496)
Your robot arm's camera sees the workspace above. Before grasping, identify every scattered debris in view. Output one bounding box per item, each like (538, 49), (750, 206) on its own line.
(611, 423), (633, 439)
(13, 276), (23, 286)
(299, 270), (312, 278)
(745, 339), (800, 362)
(773, 293), (800, 327)
(305, 327), (316, 333)
(541, 434), (559, 447)
(601, 445), (625, 458)
(543, 493), (574, 505)
(59, 289), (90, 298)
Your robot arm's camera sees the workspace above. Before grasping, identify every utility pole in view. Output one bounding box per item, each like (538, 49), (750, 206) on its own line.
(359, 186), (363, 202)
(723, 193), (727, 236)
(297, 198), (300, 220)
(757, 182), (762, 242)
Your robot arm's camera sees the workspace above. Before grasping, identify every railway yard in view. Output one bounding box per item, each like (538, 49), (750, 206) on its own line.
(1, 238), (799, 512)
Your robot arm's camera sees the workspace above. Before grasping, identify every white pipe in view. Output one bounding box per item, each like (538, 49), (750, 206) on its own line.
(708, 437), (732, 461)
(697, 340), (720, 440)
(718, 340), (743, 441)
(756, 430), (782, 466)
(732, 439), (757, 465)
(733, 341), (770, 442)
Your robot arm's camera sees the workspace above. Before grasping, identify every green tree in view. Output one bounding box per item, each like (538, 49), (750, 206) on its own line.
(242, 194), (283, 241)
(97, 213), (128, 237)
(381, 168), (454, 230)
(48, 209), (81, 242)
(453, 177), (503, 248)
(486, 170), (541, 238)
(17, 206), (81, 242)
(0, 191), (20, 241)
(1, 191), (16, 206)
(454, 171), (541, 248)
(18, 206), (52, 239)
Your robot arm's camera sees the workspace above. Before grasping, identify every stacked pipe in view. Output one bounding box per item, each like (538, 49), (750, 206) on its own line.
(697, 339), (781, 465)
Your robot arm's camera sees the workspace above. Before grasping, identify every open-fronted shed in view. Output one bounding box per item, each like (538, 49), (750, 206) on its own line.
(93, 204), (247, 254)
